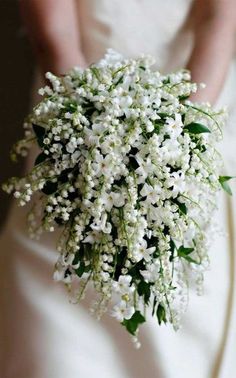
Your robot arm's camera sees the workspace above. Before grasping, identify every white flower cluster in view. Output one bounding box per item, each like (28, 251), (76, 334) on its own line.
(5, 49), (228, 340)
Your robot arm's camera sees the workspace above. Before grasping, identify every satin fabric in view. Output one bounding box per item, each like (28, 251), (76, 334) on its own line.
(1, 1), (236, 377)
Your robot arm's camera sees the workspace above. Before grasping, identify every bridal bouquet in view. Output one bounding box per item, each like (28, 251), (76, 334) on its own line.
(4, 49), (231, 345)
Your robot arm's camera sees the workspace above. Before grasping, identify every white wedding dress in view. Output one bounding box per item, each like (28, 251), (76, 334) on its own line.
(1, 1), (236, 377)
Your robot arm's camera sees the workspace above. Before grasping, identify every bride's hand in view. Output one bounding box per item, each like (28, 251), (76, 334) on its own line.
(19, 0), (87, 75)
(187, 0), (236, 104)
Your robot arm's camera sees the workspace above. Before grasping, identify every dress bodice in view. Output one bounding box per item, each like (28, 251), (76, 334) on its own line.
(77, 0), (193, 71)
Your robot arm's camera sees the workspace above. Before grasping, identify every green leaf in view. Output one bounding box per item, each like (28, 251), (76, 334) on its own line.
(156, 303), (167, 325)
(90, 66), (100, 80)
(34, 152), (47, 166)
(75, 261), (90, 277)
(178, 246), (194, 256)
(137, 281), (151, 304)
(157, 112), (169, 118)
(178, 202), (187, 215)
(219, 176), (233, 196)
(172, 198), (187, 215)
(76, 265), (83, 278)
(129, 156), (139, 170)
(179, 95), (189, 101)
(152, 296), (158, 316)
(122, 311), (145, 335)
(153, 120), (164, 134)
(170, 239), (176, 253)
(184, 122), (211, 134)
(64, 101), (77, 113)
(32, 124), (46, 147)
(115, 75), (124, 86)
(42, 180), (58, 195)
(32, 123), (45, 138)
(114, 248), (128, 280)
(54, 217), (65, 226)
(169, 238), (176, 262)
(182, 255), (199, 264)
(177, 245), (199, 264)
(58, 168), (73, 184)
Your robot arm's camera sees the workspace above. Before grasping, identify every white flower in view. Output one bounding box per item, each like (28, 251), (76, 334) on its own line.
(92, 153), (113, 177)
(111, 192), (125, 207)
(141, 262), (160, 282)
(14, 191), (21, 198)
(165, 113), (183, 137)
(66, 137), (77, 153)
(101, 272), (110, 282)
(100, 134), (122, 154)
(90, 213), (112, 234)
(84, 123), (107, 146)
(167, 171), (186, 196)
(100, 191), (125, 212)
(140, 183), (161, 204)
(135, 155), (154, 182)
(133, 239), (156, 262)
(135, 154), (155, 178)
(161, 139), (182, 162)
(112, 275), (134, 295)
(83, 230), (103, 244)
(98, 48), (124, 67)
(111, 301), (135, 322)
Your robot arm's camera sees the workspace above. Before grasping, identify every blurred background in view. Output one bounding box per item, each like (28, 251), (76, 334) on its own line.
(0, 0), (34, 228)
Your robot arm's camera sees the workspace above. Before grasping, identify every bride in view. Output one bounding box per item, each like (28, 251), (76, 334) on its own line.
(1, 1), (236, 377)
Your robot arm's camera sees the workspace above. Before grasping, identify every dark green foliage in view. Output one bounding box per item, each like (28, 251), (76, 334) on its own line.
(75, 261), (90, 277)
(177, 245), (198, 264)
(129, 156), (139, 170)
(128, 260), (145, 281)
(169, 238), (176, 262)
(73, 244), (91, 277)
(54, 217), (65, 226)
(179, 95), (189, 101)
(42, 180), (58, 195)
(114, 248), (127, 280)
(122, 311), (146, 335)
(113, 177), (126, 188)
(115, 75), (124, 86)
(58, 168), (73, 184)
(219, 176), (233, 196)
(84, 101), (95, 118)
(184, 122), (211, 134)
(153, 120), (164, 134)
(64, 101), (78, 114)
(137, 281), (151, 304)
(152, 296), (158, 316)
(64, 268), (72, 279)
(177, 202), (187, 215)
(32, 124), (46, 147)
(172, 198), (187, 215)
(156, 303), (167, 325)
(34, 152), (48, 166)
(129, 147), (139, 155)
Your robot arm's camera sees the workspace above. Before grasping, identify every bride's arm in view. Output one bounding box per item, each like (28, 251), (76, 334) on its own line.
(19, 0), (87, 75)
(187, 0), (236, 104)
